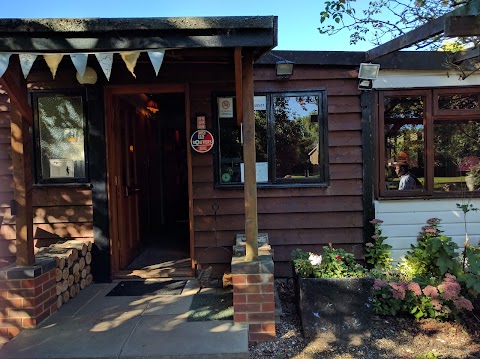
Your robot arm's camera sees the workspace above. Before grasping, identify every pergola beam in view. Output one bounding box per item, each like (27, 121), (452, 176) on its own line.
(444, 15), (480, 37)
(453, 47), (480, 63)
(366, 0), (480, 61)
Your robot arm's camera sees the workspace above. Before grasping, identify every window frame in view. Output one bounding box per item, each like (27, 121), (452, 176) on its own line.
(214, 89), (328, 188)
(31, 89), (90, 185)
(377, 87), (480, 199)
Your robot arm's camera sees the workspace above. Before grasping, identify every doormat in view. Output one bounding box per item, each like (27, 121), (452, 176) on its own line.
(187, 293), (233, 321)
(106, 280), (187, 297)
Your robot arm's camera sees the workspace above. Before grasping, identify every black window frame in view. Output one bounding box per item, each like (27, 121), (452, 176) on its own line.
(213, 89), (329, 188)
(31, 89), (90, 185)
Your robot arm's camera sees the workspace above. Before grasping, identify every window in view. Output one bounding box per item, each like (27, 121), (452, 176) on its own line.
(379, 88), (480, 197)
(216, 91), (327, 186)
(32, 91), (88, 184)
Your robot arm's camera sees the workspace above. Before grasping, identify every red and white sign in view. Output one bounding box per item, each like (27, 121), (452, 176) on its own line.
(196, 116), (206, 130)
(190, 130), (214, 153)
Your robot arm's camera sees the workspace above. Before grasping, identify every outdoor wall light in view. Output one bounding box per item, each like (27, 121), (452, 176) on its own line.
(275, 60), (294, 79)
(76, 66), (98, 85)
(358, 63), (380, 90)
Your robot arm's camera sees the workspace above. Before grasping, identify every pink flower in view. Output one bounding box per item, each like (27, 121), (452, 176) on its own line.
(427, 218), (441, 225)
(444, 273), (456, 283)
(431, 299), (442, 311)
(454, 296), (474, 311)
(369, 219), (384, 224)
(423, 285), (439, 299)
(371, 235), (380, 240)
(308, 253), (322, 266)
(389, 282), (406, 300)
(373, 279), (387, 290)
(438, 281), (461, 301)
(407, 282), (422, 296)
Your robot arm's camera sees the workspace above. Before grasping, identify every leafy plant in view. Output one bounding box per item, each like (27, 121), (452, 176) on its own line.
(458, 246), (480, 296)
(365, 219), (393, 272)
(417, 351), (439, 359)
(292, 244), (367, 279)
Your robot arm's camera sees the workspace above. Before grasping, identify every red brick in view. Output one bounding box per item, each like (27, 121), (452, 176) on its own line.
(234, 284), (261, 294)
(248, 312), (275, 322)
(22, 298), (34, 308)
(0, 297), (22, 309)
(234, 303), (261, 313)
(21, 280), (37, 289)
(36, 309), (51, 324)
(35, 291), (51, 306)
(49, 303), (58, 315)
(247, 274), (273, 284)
(247, 294), (274, 303)
(49, 270), (56, 280)
(262, 302), (276, 312)
(260, 284), (274, 293)
(42, 295), (57, 311)
(9, 326), (21, 338)
(22, 317), (37, 328)
(232, 275), (246, 285)
(42, 278), (56, 292)
(249, 332), (276, 342)
(262, 322), (276, 333)
(49, 287), (56, 296)
(233, 294), (246, 304)
(0, 281), (22, 290)
(8, 288), (35, 299)
(248, 323), (263, 333)
(7, 308), (34, 318)
(233, 313), (247, 322)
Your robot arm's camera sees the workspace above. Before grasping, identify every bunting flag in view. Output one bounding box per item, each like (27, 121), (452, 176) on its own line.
(70, 54), (88, 77)
(120, 52), (141, 78)
(0, 53), (11, 78)
(43, 54), (64, 79)
(94, 53), (113, 80)
(19, 54), (37, 79)
(147, 50), (165, 76)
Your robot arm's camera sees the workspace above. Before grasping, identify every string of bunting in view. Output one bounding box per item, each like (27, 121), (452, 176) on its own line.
(0, 49), (166, 80)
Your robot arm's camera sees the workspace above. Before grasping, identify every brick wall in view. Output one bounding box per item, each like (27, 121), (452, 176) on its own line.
(0, 258), (57, 340)
(231, 254), (276, 342)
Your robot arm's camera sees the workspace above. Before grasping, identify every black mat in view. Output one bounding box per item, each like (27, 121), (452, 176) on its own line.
(187, 292), (233, 321)
(106, 280), (187, 296)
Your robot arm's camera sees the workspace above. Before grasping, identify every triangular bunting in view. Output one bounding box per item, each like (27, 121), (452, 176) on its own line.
(70, 53), (88, 77)
(43, 54), (64, 79)
(147, 50), (165, 76)
(0, 53), (11, 78)
(19, 54), (37, 79)
(120, 52), (141, 78)
(94, 53), (113, 80)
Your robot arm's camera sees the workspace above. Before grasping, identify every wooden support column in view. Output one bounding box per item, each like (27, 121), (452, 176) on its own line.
(0, 55), (34, 266)
(241, 51), (258, 262)
(234, 47), (243, 127)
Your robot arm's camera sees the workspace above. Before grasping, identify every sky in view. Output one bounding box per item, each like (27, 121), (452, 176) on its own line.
(0, 0), (374, 52)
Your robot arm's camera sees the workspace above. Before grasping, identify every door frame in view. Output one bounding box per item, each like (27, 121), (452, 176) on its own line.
(104, 83), (193, 275)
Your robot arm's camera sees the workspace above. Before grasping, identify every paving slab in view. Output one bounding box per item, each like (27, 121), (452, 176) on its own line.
(120, 315), (248, 359)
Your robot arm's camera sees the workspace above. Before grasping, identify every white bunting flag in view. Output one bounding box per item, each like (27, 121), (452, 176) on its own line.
(120, 52), (140, 78)
(147, 50), (165, 76)
(19, 54), (37, 79)
(43, 54), (64, 79)
(95, 53), (113, 80)
(70, 53), (88, 77)
(0, 53), (11, 78)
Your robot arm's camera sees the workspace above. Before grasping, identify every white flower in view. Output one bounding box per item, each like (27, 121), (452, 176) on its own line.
(308, 253), (322, 266)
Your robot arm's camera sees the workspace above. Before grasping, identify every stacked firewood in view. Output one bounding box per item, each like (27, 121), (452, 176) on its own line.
(37, 240), (93, 309)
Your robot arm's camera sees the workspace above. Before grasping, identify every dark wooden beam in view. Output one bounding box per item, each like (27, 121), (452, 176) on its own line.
(366, 0), (480, 61)
(445, 15), (480, 37)
(453, 46), (480, 63)
(242, 50), (258, 262)
(235, 47), (243, 127)
(0, 56), (34, 266)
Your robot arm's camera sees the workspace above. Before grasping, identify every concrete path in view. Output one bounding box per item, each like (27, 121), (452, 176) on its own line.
(0, 279), (248, 359)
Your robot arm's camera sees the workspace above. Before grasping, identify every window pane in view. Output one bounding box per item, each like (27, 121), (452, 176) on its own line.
(218, 108), (268, 184)
(434, 120), (480, 192)
(37, 95), (86, 180)
(273, 95), (319, 182)
(438, 94), (479, 110)
(384, 96), (424, 191)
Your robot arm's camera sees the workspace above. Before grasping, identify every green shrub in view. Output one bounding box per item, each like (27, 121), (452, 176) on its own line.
(365, 218), (393, 272)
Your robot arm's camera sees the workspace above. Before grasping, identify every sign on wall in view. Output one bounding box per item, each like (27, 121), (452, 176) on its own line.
(190, 130), (214, 153)
(218, 97), (233, 118)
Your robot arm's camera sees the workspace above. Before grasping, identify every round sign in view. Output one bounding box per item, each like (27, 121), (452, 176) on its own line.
(190, 130), (214, 153)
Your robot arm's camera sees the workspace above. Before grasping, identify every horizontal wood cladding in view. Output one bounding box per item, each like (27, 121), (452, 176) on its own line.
(254, 67), (358, 81)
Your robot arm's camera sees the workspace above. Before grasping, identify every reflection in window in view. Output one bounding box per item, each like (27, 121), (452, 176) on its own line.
(384, 96), (424, 191)
(434, 120), (480, 192)
(273, 95), (319, 182)
(36, 95), (87, 181)
(438, 94), (479, 110)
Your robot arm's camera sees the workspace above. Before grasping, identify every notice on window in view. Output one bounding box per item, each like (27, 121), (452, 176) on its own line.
(240, 162), (268, 183)
(254, 96), (266, 111)
(218, 97), (233, 118)
(49, 159), (74, 178)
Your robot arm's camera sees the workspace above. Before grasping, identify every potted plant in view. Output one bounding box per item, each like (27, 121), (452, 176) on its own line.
(292, 244), (374, 340)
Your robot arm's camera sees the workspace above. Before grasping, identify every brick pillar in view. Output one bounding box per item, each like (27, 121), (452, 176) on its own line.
(231, 253), (276, 342)
(0, 258), (57, 340)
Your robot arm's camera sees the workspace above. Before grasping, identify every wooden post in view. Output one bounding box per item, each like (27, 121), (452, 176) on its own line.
(0, 55), (34, 266)
(242, 51), (258, 262)
(234, 47), (243, 127)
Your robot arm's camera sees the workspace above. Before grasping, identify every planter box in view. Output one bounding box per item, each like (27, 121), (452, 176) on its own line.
(294, 272), (374, 341)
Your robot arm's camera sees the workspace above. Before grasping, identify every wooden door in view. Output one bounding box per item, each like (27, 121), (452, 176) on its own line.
(113, 98), (142, 269)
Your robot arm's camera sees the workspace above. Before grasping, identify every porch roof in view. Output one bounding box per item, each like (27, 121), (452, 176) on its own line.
(0, 16), (278, 58)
